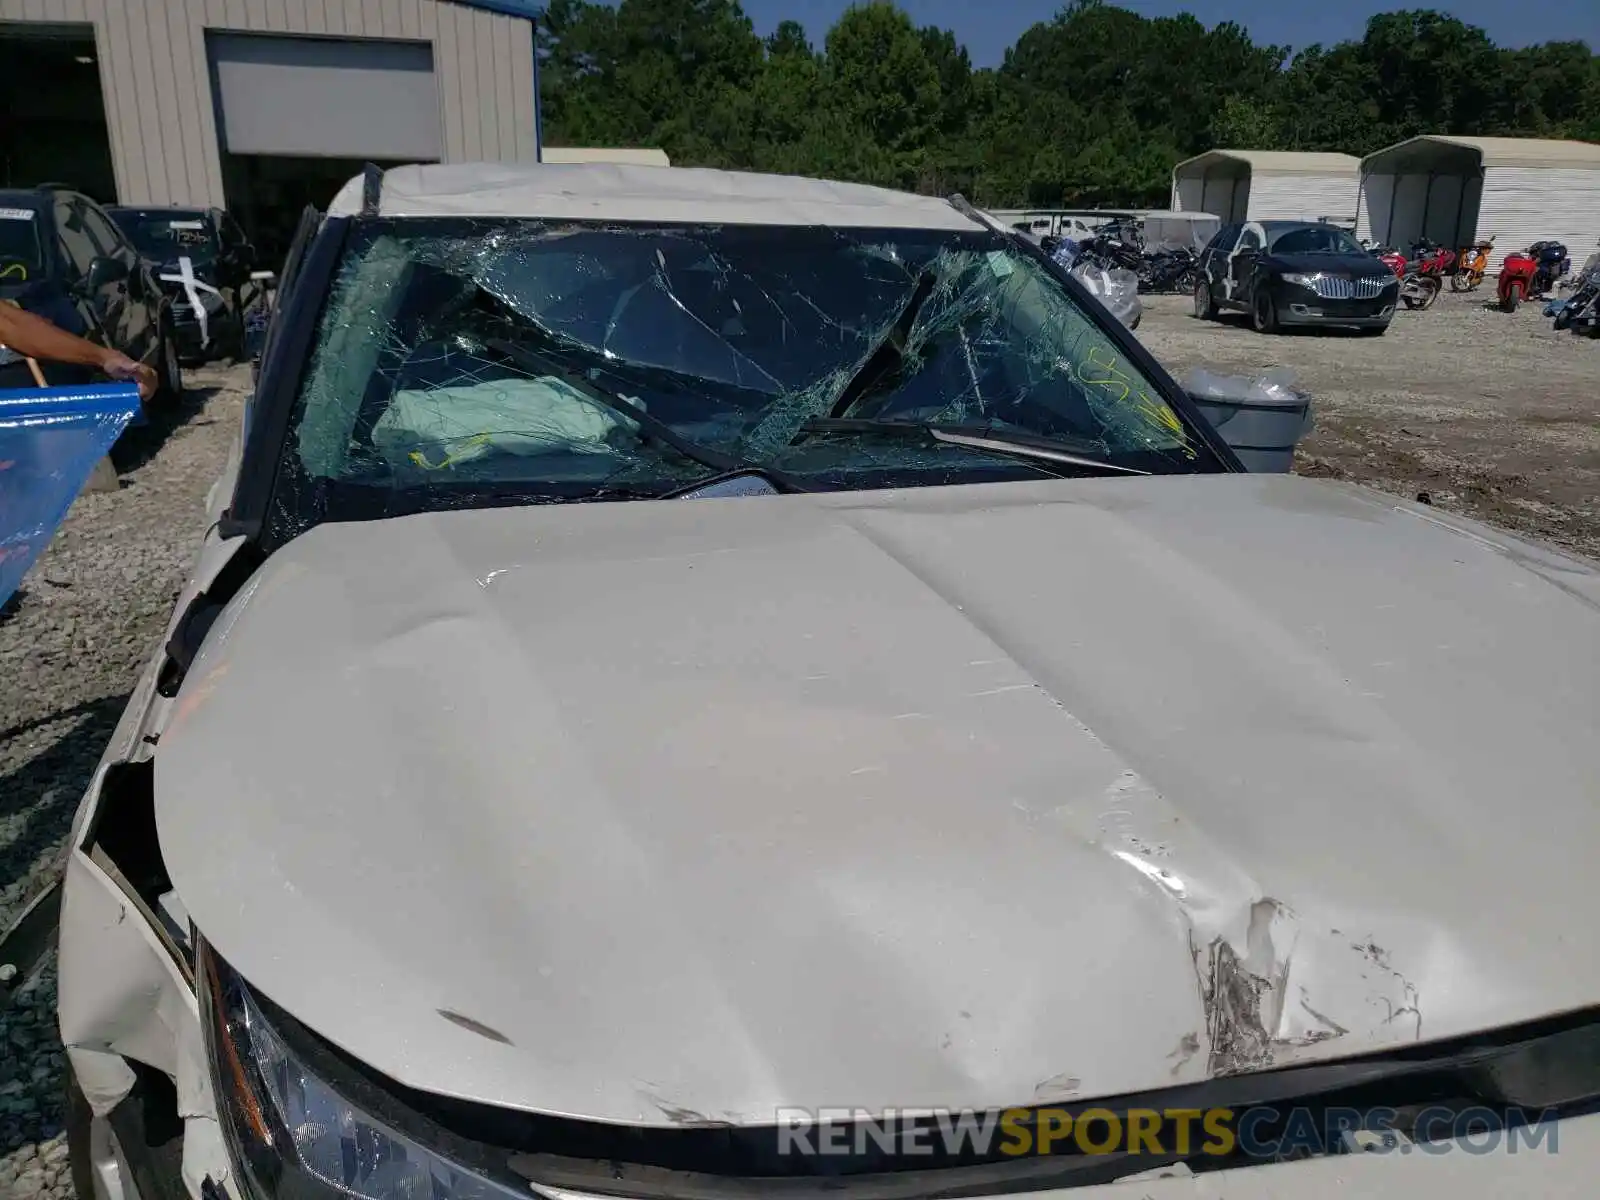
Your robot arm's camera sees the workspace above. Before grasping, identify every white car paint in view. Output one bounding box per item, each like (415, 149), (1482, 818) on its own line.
(327, 162), (981, 229)
(155, 472), (1600, 1127)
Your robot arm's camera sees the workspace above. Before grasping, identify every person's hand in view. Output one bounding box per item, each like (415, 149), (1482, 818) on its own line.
(100, 349), (159, 402)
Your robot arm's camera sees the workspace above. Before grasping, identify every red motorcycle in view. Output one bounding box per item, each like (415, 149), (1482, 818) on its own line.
(1498, 242), (1570, 312)
(1414, 239), (1456, 278)
(1377, 239), (1446, 310)
(1498, 251), (1538, 312)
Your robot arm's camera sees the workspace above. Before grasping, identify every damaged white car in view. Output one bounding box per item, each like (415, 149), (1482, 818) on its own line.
(40, 163), (1600, 1200)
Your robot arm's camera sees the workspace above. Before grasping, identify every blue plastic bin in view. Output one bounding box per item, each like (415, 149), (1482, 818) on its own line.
(0, 384), (143, 611)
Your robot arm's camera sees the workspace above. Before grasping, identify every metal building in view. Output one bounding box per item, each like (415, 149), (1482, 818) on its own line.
(1357, 136), (1600, 272)
(1170, 151), (1361, 226)
(0, 0), (539, 252)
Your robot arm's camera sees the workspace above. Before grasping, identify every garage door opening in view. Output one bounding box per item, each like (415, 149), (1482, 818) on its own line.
(221, 153), (417, 271)
(207, 31), (443, 271)
(0, 23), (116, 201)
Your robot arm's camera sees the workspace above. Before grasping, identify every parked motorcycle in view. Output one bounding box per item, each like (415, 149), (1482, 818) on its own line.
(1411, 238), (1456, 279)
(1074, 231), (1144, 274)
(1552, 256), (1600, 337)
(1137, 245), (1200, 294)
(1498, 241), (1570, 312)
(1379, 242), (1444, 310)
(1531, 241), (1572, 293)
(1451, 235), (1495, 291)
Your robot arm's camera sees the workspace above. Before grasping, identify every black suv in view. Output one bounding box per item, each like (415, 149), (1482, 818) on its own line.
(1193, 220), (1398, 336)
(106, 205), (257, 363)
(0, 185), (181, 400)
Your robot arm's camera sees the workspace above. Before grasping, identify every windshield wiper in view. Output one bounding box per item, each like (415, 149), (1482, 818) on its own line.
(796, 417), (1152, 476)
(482, 336), (810, 494)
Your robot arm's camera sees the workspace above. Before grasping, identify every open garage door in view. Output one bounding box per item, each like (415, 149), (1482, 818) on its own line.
(208, 33), (443, 161)
(208, 32), (442, 269)
(0, 23), (115, 201)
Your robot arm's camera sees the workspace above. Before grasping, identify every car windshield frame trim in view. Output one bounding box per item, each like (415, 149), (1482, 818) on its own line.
(240, 211), (1241, 556)
(225, 213), (352, 543)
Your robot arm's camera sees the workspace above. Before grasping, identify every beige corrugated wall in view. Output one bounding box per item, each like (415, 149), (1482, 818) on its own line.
(0, 0), (537, 206)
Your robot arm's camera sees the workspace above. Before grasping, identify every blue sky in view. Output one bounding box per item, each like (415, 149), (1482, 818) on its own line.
(744, 0), (1600, 68)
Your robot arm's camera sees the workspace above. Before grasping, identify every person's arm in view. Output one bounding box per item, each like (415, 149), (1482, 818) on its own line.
(0, 303), (157, 399)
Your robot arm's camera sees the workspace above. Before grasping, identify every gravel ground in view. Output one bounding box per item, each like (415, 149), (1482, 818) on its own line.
(1137, 286), (1600, 560)
(0, 291), (1595, 1194)
(0, 364), (247, 1194)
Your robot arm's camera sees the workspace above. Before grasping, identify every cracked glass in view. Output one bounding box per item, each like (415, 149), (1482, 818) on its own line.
(270, 217), (1216, 533)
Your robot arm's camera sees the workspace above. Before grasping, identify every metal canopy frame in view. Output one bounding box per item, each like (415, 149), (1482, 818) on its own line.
(1357, 140), (1485, 249)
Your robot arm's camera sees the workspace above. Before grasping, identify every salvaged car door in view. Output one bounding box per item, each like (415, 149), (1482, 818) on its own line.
(53, 194), (106, 343)
(1201, 223), (1239, 304)
(80, 196), (157, 362)
(1227, 222), (1267, 304)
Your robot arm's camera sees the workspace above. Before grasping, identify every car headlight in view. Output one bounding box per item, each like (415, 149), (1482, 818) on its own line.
(199, 944), (528, 1200)
(1281, 273), (1322, 288)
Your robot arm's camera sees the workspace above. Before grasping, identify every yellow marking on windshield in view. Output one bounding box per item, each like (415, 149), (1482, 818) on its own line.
(1077, 343), (1197, 458)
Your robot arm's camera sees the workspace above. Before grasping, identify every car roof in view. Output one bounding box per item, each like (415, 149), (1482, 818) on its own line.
(1260, 220), (1342, 231)
(328, 162), (984, 231)
(0, 191), (46, 213)
(106, 204), (211, 215)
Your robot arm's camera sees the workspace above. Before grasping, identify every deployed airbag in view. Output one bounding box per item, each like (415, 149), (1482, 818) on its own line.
(370, 376), (633, 469)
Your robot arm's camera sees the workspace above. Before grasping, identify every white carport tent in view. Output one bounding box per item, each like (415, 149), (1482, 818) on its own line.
(1357, 136), (1600, 273)
(541, 147), (671, 166)
(1170, 151), (1361, 225)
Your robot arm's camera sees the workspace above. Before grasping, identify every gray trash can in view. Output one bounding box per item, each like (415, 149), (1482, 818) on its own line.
(1184, 369), (1313, 473)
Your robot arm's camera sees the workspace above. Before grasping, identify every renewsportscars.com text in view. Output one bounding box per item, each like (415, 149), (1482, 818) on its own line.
(773, 1106), (1561, 1159)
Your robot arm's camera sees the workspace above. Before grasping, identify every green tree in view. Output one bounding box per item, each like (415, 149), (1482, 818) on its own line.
(822, 4), (944, 189)
(534, 1), (1600, 210)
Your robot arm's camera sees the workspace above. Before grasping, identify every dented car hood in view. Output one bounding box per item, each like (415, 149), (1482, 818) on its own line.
(156, 473), (1600, 1126)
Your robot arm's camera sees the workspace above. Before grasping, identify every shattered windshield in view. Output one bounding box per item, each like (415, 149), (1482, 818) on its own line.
(274, 218), (1218, 525)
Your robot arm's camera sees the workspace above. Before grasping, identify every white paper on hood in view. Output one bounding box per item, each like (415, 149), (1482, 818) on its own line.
(158, 255), (223, 349)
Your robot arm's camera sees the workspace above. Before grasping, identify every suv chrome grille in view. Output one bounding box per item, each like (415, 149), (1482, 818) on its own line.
(1310, 275), (1387, 300)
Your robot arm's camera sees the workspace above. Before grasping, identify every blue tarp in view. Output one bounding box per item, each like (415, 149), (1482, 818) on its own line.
(0, 384), (143, 612)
